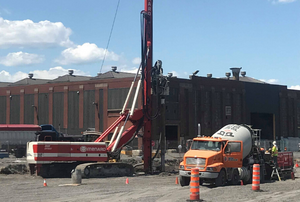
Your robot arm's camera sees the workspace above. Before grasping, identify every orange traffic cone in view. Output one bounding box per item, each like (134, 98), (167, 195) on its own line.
(295, 162), (299, 168)
(125, 178), (129, 184)
(240, 180), (243, 185)
(43, 179), (47, 187)
(175, 177), (179, 184)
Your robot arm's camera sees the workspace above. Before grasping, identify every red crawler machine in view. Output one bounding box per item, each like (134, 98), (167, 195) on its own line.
(27, 0), (160, 177)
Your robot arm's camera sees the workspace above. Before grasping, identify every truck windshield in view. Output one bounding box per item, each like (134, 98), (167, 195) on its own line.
(191, 140), (222, 151)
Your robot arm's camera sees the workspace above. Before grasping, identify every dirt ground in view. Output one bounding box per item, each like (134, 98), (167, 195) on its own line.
(1, 155), (300, 202)
(1, 169), (300, 202)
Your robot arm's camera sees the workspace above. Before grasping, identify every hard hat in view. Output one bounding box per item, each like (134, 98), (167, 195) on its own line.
(273, 141), (276, 145)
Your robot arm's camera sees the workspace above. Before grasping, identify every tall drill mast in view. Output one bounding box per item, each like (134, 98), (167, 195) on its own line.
(142, 0), (153, 173)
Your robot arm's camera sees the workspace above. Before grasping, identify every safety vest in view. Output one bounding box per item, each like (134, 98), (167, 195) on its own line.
(272, 146), (278, 157)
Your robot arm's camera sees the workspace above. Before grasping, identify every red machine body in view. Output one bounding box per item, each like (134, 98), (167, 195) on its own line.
(28, 142), (108, 163)
(277, 152), (294, 170)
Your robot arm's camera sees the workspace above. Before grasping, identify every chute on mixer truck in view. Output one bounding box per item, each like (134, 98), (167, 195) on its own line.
(179, 124), (294, 186)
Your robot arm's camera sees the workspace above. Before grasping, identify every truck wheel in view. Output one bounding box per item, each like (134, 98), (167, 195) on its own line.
(179, 176), (190, 187)
(230, 169), (240, 185)
(215, 170), (226, 186)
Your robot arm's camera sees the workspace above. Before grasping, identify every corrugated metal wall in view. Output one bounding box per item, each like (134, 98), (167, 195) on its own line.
(212, 91), (222, 130)
(68, 91), (79, 135)
(24, 94), (34, 124)
(38, 93), (49, 125)
(10, 95), (20, 124)
(108, 88), (136, 109)
(224, 92), (233, 124)
(297, 100), (300, 137)
(0, 96), (6, 124)
(99, 89), (103, 132)
(166, 87), (179, 120)
(288, 98), (295, 137)
(233, 93), (242, 123)
(202, 90), (212, 135)
(83, 90), (95, 130)
(53, 92), (64, 132)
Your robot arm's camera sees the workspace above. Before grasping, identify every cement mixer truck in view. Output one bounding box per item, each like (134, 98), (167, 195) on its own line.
(179, 124), (294, 186)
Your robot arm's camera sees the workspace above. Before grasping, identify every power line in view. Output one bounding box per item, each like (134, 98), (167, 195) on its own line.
(99, 0), (121, 74)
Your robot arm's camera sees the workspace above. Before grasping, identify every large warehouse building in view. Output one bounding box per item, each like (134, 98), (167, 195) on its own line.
(0, 67), (299, 151)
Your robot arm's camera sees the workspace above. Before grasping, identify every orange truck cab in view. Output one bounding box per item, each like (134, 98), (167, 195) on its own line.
(179, 136), (243, 186)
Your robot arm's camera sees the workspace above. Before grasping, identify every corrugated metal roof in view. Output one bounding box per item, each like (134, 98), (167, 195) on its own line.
(48, 74), (92, 83)
(8, 78), (51, 86)
(221, 76), (266, 84)
(92, 71), (137, 80)
(0, 82), (12, 87)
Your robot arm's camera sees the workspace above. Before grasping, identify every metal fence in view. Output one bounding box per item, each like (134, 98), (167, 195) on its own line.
(259, 138), (300, 152)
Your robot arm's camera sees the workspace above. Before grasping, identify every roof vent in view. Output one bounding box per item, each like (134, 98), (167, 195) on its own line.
(225, 72), (231, 79)
(28, 73), (33, 79)
(112, 66), (117, 72)
(241, 71), (246, 77)
(230, 67), (242, 81)
(68, 69), (74, 76)
(207, 74), (212, 78)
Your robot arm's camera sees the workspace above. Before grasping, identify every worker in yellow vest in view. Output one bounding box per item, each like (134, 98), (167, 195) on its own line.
(272, 141), (278, 168)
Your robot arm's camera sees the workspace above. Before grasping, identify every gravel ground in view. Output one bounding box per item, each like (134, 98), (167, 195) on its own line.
(1, 155), (300, 202)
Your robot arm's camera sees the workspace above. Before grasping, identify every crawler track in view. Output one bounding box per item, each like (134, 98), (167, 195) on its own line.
(76, 162), (134, 178)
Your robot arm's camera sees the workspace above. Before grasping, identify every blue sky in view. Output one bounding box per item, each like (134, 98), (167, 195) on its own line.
(0, 0), (299, 89)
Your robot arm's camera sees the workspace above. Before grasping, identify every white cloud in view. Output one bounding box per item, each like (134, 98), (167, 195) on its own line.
(0, 51), (44, 66)
(0, 17), (73, 48)
(277, 0), (296, 2)
(56, 43), (120, 65)
(31, 66), (90, 79)
(132, 57), (141, 65)
(270, 0), (297, 3)
(289, 85), (300, 90)
(259, 79), (279, 84)
(0, 70), (27, 82)
(0, 66), (90, 82)
(121, 67), (139, 74)
(108, 64), (139, 74)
